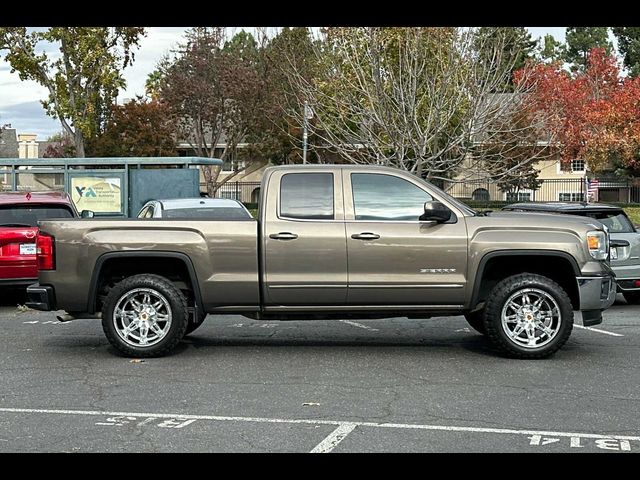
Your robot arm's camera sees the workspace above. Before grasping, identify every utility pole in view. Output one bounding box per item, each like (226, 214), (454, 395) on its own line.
(302, 101), (313, 164)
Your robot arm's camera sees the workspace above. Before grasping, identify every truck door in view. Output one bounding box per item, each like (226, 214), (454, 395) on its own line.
(262, 170), (347, 306)
(343, 170), (468, 306)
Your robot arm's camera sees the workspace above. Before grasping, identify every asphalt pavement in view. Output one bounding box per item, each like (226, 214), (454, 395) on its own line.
(0, 290), (639, 453)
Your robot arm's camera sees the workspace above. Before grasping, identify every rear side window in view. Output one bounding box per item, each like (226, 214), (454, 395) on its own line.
(280, 173), (334, 220)
(0, 204), (74, 227)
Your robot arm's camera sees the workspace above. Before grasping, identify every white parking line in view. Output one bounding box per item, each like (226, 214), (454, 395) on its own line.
(575, 325), (624, 337)
(310, 423), (357, 453)
(339, 320), (380, 332)
(0, 407), (638, 447)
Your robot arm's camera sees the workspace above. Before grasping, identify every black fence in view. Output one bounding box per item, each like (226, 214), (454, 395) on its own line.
(201, 181), (262, 204)
(440, 177), (640, 207)
(204, 177), (640, 209)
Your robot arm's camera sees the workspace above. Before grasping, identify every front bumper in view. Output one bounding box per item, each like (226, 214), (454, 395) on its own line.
(577, 275), (616, 326)
(25, 283), (56, 311)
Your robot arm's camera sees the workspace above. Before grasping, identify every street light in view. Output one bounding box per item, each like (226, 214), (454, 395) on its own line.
(302, 101), (313, 164)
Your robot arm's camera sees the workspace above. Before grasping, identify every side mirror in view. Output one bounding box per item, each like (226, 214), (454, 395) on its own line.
(80, 210), (95, 218)
(421, 201), (452, 223)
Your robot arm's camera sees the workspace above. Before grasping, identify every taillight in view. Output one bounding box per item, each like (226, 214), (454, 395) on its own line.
(36, 233), (55, 270)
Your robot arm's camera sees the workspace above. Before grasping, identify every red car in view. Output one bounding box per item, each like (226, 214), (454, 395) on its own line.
(0, 191), (78, 287)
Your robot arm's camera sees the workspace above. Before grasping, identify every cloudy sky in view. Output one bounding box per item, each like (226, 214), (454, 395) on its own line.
(0, 27), (571, 140)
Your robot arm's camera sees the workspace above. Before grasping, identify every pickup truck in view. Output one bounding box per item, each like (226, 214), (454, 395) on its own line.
(26, 165), (617, 359)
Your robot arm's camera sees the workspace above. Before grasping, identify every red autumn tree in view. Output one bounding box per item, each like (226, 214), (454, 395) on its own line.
(515, 48), (640, 174)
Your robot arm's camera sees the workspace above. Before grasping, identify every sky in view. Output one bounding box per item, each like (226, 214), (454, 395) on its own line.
(0, 27), (587, 140)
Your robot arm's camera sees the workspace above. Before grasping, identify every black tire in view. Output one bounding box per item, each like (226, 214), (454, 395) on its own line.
(464, 310), (486, 335)
(101, 274), (189, 357)
(484, 273), (574, 359)
(185, 310), (207, 335)
(623, 291), (640, 305)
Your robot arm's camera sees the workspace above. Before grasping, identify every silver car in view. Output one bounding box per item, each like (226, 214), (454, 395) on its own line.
(503, 202), (640, 304)
(137, 198), (253, 220)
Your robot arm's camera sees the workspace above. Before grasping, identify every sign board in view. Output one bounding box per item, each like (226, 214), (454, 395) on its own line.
(70, 175), (123, 214)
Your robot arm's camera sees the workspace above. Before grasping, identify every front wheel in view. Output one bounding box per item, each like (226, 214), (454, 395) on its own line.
(101, 274), (189, 357)
(484, 274), (574, 359)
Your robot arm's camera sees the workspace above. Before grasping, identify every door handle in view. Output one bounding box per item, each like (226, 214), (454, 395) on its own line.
(351, 232), (380, 240)
(269, 232), (298, 240)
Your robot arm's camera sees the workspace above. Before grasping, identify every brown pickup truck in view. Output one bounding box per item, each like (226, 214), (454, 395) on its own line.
(26, 165), (617, 358)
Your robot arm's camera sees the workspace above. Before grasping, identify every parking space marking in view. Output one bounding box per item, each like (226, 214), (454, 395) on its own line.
(310, 423), (357, 453)
(575, 325), (624, 337)
(1, 407), (639, 451)
(339, 320), (380, 332)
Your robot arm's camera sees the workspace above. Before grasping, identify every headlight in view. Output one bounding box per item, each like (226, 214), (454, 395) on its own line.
(587, 230), (609, 260)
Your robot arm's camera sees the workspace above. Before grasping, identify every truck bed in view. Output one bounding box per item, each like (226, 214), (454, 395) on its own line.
(37, 218), (260, 312)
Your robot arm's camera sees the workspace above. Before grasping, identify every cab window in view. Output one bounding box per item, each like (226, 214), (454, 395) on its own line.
(351, 173), (433, 221)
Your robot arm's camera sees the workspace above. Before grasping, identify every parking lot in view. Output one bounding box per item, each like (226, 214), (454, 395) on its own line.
(0, 291), (639, 453)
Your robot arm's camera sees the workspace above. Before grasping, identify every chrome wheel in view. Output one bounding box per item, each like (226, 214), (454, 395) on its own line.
(500, 288), (561, 349)
(113, 288), (172, 348)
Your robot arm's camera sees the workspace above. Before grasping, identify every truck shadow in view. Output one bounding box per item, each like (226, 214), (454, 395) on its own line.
(168, 332), (498, 357)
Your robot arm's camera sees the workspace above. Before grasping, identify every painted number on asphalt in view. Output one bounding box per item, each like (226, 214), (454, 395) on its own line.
(95, 416), (197, 429)
(529, 435), (632, 451)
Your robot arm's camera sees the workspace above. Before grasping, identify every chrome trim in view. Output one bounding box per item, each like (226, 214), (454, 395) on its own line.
(349, 284), (464, 289)
(268, 284), (345, 289)
(264, 304), (464, 312)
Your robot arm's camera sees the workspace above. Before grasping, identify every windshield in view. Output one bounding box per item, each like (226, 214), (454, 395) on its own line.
(0, 204), (74, 227)
(163, 207), (251, 220)
(581, 211), (636, 233)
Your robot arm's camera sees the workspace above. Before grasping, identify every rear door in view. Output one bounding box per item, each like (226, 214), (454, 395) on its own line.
(262, 170), (347, 306)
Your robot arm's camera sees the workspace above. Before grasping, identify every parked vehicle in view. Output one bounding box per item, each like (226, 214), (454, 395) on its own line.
(0, 191), (78, 288)
(137, 198), (252, 220)
(27, 165), (616, 359)
(503, 202), (640, 304)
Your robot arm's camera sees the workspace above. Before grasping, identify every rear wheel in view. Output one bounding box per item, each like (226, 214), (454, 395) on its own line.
(101, 274), (189, 357)
(623, 291), (640, 305)
(484, 273), (573, 359)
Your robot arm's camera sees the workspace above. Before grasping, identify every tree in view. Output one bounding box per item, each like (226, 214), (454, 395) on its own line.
(537, 34), (566, 64)
(475, 99), (547, 197)
(261, 27), (321, 163)
(88, 97), (177, 157)
(41, 132), (76, 158)
(283, 27), (553, 183)
(612, 27), (640, 77)
(517, 48), (640, 174)
(565, 27), (612, 71)
(0, 27), (145, 157)
(475, 27), (538, 91)
(157, 28), (270, 195)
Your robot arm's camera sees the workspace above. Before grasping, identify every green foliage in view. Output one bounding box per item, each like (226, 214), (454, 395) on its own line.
(475, 27), (538, 91)
(565, 27), (612, 71)
(88, 97), (177, 157)
(0, 27), (145, 157)
(537, 34), (566, 64)
(612, 27), (640, 77)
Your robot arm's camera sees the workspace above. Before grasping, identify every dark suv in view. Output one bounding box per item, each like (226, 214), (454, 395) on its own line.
(503, 202), (640, 304)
